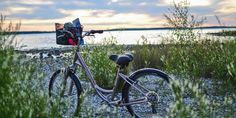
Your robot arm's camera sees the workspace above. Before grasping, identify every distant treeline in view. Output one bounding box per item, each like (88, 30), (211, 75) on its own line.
(15, 31), (55, 34)
(105, 26), (236, 31)
(14, 26), (236, 34)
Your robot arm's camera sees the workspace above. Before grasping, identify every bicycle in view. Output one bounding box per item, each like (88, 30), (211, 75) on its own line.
(49, 20), (173, 118)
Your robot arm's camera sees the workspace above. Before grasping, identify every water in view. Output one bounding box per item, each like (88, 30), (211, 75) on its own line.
(15, 28), (236, 50)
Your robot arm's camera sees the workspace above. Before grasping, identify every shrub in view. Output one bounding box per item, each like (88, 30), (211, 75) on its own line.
(161, 0), (236, 117)
(163, 0), (236, 86)
(81, 37), (123, 89)
(0, 15), (60, 117)
(132, 36), (169, 70)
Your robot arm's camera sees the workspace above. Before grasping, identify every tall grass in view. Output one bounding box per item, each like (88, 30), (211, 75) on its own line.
(162, 0), (236, 117)
(132, 36), (167, 70)
(80, 37), (124, 89)
(119, 0), (236, 117)
(0, 15), (60, 117)
(163, 0), (236, 86)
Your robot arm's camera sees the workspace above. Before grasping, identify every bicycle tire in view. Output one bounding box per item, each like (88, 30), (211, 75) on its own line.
(49, 69), (82, 117)
(122, 70), (173, 118)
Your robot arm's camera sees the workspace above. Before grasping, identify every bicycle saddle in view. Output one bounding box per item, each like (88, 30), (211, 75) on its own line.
(109, 53), (133, 67)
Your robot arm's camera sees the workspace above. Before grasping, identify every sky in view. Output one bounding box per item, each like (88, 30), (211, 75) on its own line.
(0, 0), (236, 31)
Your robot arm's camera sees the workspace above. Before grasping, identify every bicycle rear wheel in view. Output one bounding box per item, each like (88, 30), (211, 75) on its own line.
(49, 69), (82, 117)
(122, 72), (174, 118)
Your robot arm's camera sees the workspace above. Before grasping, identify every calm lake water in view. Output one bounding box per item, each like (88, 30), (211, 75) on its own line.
(15, 28), (236, 50)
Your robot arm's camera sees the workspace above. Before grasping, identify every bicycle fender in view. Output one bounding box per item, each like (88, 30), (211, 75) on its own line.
(129, 68), (170, 83)
(69, 71), (83, 93)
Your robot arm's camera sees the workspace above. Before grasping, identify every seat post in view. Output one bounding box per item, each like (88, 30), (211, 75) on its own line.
(111, 65), (122, 101)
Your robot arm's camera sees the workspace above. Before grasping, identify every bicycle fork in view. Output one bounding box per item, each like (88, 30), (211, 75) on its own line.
(60, 68), (74, 97)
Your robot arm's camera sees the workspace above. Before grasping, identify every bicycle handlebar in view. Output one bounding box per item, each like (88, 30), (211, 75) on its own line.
(82, 30), (104, 38)
(90, 30), (104, 34)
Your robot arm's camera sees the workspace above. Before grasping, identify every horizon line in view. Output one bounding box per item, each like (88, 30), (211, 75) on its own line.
(15, 26), (236, 33)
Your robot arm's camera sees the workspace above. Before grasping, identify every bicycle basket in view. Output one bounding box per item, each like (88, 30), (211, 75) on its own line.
(55, 23), (80, 45)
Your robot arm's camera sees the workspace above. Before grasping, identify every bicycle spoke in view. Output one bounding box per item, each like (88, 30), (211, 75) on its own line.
(49, 70), (80, 117)
(125, 74), (174, 117)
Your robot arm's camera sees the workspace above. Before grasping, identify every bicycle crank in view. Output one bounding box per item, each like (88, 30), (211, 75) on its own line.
(146, 91), (159, 114)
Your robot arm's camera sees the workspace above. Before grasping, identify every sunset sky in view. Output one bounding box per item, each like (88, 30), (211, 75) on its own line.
(1, 0), (236, 31)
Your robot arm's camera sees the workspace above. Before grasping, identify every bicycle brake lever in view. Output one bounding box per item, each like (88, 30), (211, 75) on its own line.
(89, 35), (95, 37)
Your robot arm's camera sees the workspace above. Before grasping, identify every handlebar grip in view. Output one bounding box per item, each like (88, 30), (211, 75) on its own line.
(90, 30), (104, 34)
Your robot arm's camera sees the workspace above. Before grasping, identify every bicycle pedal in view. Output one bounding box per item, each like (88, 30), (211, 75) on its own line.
(109, 100), (121, 106)
(106, 94), (121, 102)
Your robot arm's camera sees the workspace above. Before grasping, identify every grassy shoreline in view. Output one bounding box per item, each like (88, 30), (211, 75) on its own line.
(25, 39), (236, 117)
(208, 30), (236, 36)
(20, 40), (236, 85)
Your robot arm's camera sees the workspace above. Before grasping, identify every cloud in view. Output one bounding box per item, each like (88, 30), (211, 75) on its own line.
(157, 0), (212, 7)
(107, 0), (131, 6)
(3, 0), (235, 31)
(72, 1), (94, 6)
(111, 0), (119, 3)
(216, 0), (236, 14)
(18, 0), (54, 5)
(138, 2), (147, 6)
(57, 9), (114, 18)
(58, 0), (94, 6)
(0, 6), (37, 15)
(6, 8), (165, 31)
(57, 9), (165, 29)
(117, 2), (131, 6)
(108, 0), (119, 5)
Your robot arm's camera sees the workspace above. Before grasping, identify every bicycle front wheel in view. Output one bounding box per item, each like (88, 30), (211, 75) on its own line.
(122, 71), (174, 118)
(49, 69), (82, 117)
